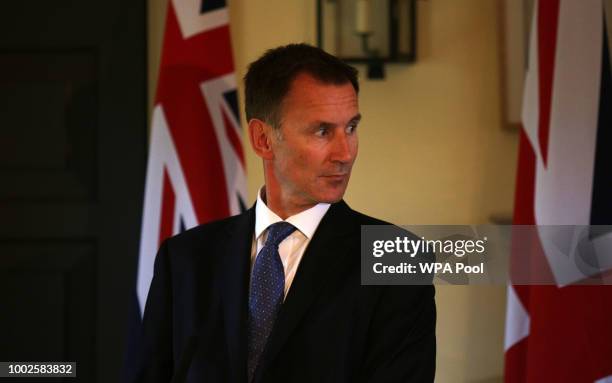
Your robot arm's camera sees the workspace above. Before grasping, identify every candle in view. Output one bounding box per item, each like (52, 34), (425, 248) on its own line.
(355, 0), (371, 34)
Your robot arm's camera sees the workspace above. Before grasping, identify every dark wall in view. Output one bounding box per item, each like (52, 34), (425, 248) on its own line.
(0, 1), (146, 382)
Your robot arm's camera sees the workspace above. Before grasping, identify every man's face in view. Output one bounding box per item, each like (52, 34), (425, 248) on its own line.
(270, 72), (360, 208)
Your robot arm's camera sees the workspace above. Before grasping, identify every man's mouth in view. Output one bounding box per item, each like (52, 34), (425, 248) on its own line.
(321, 173), (349, 181)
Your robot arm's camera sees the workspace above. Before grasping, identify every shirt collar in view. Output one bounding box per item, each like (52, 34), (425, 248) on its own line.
(255, 187), (331, 241)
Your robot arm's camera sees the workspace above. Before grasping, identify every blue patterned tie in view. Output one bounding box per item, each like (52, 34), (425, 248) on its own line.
(247, 221), (296, 382)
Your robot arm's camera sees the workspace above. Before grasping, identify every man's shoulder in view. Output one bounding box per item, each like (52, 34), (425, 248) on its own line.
(164, 209), (252, 249)
(331, 200), (388, 225)
(344, 203), (421, 241)
(347, 208), (390, 226)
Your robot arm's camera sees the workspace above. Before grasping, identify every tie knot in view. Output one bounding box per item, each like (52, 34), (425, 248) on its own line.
(264, 222), (296, 248)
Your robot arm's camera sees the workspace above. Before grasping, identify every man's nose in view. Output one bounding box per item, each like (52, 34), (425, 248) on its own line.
(331, 131), (354, 164)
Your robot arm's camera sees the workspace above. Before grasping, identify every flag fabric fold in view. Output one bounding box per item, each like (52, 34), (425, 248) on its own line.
(505, 1), (612, 382)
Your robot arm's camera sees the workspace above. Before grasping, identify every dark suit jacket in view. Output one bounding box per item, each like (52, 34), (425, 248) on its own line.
(130, 200), (436, 383)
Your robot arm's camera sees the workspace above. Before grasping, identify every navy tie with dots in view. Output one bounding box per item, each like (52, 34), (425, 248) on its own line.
(247, 221), (296, 382)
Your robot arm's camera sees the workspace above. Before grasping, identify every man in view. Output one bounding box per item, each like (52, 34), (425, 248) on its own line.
(132, 44), (435, 383)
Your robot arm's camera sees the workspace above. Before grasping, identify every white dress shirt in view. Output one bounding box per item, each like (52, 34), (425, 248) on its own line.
(251, 188), (330, 298)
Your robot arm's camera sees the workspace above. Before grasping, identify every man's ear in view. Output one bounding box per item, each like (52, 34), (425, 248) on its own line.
(248, 118), (275, 160)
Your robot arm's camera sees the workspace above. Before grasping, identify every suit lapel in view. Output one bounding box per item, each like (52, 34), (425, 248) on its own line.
(215, 207), (254, 383)
(255, 201), (358, 377)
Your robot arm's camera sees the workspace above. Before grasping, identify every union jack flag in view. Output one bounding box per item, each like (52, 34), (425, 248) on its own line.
(504, 1), (612, 382)
(136, 0), (246, 317)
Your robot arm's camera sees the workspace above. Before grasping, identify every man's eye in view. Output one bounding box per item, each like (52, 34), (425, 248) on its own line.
(346, 124), (357, 134)
(316, 127), (329, 137)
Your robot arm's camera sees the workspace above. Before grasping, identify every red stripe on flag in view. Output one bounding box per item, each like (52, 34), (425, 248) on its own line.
(504, 336), (528, 383)
(159, 167), (176, 245)
(524, 286), (612, 382)
(513, 130), (537, 226)
(505, 128), (536, 382)
(510, 129), (537, 307)
(537, 0), (560, 166)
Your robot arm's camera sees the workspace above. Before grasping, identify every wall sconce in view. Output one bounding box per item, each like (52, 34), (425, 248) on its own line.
(317, 0), (417, 79)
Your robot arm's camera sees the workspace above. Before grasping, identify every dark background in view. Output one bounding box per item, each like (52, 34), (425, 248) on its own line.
(0, 1), (146, 382)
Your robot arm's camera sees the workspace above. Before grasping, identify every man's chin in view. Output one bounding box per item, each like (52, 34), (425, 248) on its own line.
(319, 197), (343, 204)
(315, 190), (346, 204)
